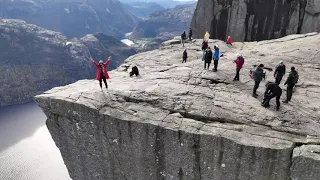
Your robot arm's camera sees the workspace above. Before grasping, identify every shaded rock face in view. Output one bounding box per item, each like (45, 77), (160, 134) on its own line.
(191, 0), (320, 42)
(36, 33), (320, 179)
(0, 19), (135, 106)
(130, 3), (196, 40)
(0, 0), (139, 38)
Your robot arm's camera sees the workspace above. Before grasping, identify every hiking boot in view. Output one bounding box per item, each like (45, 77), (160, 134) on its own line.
(213, 69), (217, 72)
(276, 106), (280, 111)
(282, 100), (289, 103)
(252, 93), (258, 98)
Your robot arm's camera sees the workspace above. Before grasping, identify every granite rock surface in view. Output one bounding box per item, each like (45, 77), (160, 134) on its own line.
(36, 33), (320, 180)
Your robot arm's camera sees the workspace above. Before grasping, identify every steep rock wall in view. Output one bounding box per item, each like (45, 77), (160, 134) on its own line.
(191, 0), (320, 41)
(36, 34), (320, 179)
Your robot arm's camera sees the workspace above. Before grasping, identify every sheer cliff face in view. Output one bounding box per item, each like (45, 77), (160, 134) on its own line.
(0, 19), (135, 106)
(191, 0), (320, 41)
(37, 33), (320, 180)
(0, 0), (139, 38)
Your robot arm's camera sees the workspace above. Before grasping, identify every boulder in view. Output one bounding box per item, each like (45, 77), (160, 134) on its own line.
(36, 33), (320, 179)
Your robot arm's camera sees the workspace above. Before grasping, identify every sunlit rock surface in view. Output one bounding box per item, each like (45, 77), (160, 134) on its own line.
(37, 33), (320, 180)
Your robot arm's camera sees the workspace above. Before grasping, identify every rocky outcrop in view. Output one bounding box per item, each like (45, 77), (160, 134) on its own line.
(191, 0), (320, 42)
(36, 33), (320, 179)
(291, 145), (320, 180)
(130, 3), (196, 40)
(0, 19), (135, 106)
(0, 0), (139, 38)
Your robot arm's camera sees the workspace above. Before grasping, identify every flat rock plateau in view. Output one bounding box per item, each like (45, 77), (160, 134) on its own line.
(36, 33), (320, 180)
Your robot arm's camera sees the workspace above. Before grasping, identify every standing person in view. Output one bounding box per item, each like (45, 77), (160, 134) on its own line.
(204, 47), (212, 69)
(182, 49), (187, 63)
(181, 31), (186, 47)
(213, 45), (220, 72)
(262, 82), (282, 111)
(233, 54), (244, 81)
(201, 40), (208, 61)
(283, 67), (299, 103)
(188, 28), (192, 41)
(252, 64), (265, 97)
(204, 31), (210, 42)
(274, 61), (286, 85)
(91, 56), (111, 89)
(227, 36), (233, 46)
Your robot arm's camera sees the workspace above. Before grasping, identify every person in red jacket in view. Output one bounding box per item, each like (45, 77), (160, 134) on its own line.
(91, 56), (111, 89)
(233, 54), (244, 81)
(227, 36), (233, 46)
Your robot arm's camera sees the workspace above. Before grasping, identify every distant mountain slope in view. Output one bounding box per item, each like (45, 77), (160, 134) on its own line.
(0, 0), (139, 39)
(120, 0), (197, 8)
(130, 3), (196, 41)
(122, 1), (165, 18)
(0, 18), (135, 106)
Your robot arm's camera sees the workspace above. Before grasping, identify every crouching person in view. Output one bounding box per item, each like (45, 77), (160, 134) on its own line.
(130, 66), (139, 77)
(262, 82), (282, 111)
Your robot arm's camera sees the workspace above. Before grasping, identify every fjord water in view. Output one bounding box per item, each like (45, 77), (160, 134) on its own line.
(0, 102), (70, 180)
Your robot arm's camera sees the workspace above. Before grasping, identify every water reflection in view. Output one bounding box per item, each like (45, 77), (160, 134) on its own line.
(0, 102), (71, 180)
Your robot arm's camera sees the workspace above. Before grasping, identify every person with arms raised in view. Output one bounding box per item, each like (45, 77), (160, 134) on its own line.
(91, 56), (111, 89)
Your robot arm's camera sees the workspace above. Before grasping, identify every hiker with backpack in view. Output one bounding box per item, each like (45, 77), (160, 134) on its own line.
(252, 64), (265, 97)
(262, 82), (282, 111)
(274, 61), (286, 85)
(283, 67), (299, 103)
(213, 45), (220, 72)
(181, 31), (187, 47)
(233, 54), (244, 81)
(91, 56), (111, 89)
(182, 49), (187, 63)
(204, 47), (213, 69)
(201, 40), (208, 60)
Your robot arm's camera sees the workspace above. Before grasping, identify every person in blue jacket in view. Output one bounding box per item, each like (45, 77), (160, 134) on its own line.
(213, 45), (220, 71)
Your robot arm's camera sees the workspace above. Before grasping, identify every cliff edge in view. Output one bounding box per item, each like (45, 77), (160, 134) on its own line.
(36, 33), (320, 180)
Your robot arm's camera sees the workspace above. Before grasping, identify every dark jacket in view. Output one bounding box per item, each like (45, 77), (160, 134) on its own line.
(253, 68), (264, 82)
(274, 64), (286, 77)
(183, 50), (187, 60)
(205, 50), (213, 63)
(265, 83), (282, 96)
(202, 41), (208, 50)
(285, 70), (298, 86)
(181, 32), (186, 40)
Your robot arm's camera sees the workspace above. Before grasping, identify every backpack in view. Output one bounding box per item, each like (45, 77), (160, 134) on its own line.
(293, 71), (299, 84)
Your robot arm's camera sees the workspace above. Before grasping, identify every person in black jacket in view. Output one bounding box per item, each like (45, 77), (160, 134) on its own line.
(274, 61), (286, 85)
(201, 40), (208, 61)
(262, 82), (282, 111)
(283, 67), (299, 103)
(182, 49), (187, 63)
(181, 31), (186, 47)
(130, 66), (139, 77)
(252, 64), (265, 97)
(188, 28), (192, 41)
(204, 47), (212, 69)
